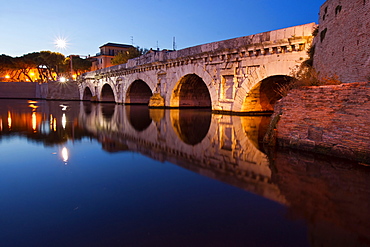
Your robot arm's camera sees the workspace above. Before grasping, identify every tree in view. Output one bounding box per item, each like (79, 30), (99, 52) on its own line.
(11, 55), (36, 82)
(38, 51), (66, 81)
(0, 54), (14, 72)
(111, 46), (148, 65)
(69, 56), (92, 75)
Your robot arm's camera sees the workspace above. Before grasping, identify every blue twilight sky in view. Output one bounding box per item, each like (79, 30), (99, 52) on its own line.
(0, 0), (325, 57)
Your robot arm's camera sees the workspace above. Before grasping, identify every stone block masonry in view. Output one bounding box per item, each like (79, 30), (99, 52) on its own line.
(266, 82), (370, 164)
(313, 0), (370, 83)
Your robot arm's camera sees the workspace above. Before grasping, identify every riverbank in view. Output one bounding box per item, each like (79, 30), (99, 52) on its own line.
(264, 82), (370, 164)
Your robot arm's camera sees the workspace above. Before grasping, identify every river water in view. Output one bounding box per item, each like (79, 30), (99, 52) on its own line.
(0, 99), (369, 247)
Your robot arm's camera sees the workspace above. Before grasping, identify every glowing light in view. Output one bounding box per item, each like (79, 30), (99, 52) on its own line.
(0, 119), (2, 131)
(54, 37), (68, 50)
(72, 74), (77, 80)
(29, 104), (38, 110)
(30, 72), (35, 76)
(50, 114), (53, 130)
(59, 77), (66, 83)
(61, 147), (69, 164)
(62, 113), (66, 129)
(5, 75), (10, 79)
(32, 112), (37, 132)
(7, 111), (11, 129)
(53, 118), (57, 131)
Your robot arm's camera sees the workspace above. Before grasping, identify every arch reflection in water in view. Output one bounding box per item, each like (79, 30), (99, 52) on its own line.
(125, 105), (152, 132)
(101, 103), (116, 121)
(77, 104), (274, 201)
(170, 109), (212, 145)
(83, 101), (92, 115)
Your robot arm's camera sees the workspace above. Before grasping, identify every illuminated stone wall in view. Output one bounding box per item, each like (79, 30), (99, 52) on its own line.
(313, 0), (370, 82)
(270, 82), (370, 163)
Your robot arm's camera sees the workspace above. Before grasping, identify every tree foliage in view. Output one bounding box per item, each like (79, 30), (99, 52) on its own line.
(0, 54), (14, 72)
(69, 56), (92, 75)
(0, 51), (91, 82)
(111, 46), (148, 65)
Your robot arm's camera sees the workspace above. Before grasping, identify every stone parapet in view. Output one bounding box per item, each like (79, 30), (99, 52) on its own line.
(80, 23), (315, 80)
(265, 82), (370, 164)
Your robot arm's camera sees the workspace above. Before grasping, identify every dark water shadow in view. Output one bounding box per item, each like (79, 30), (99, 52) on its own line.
(125, 105), (152, 132)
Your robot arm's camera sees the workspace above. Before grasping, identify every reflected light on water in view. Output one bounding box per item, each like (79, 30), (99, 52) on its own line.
(28, 104), (38, 110)
(7, 111), (11, 129)
(53, 118), (57, 132)
(62, 113), (67, 129)
(49, 114), (53, 131)
(61, 147), (69, 164)
(32, 112), (37, 132)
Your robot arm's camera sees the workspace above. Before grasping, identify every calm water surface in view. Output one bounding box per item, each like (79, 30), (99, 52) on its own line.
(0, 99), (369, 247)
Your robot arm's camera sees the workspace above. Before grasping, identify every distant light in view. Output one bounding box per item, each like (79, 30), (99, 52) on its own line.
(60, 77), (66, 83)
(54, 37), (68, 50)
(5, 75), (10, 79)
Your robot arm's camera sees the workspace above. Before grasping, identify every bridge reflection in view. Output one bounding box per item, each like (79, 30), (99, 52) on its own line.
(78, 103), (282, 203)
(1, 99), (370, 246)
(77, 102), (370, 246)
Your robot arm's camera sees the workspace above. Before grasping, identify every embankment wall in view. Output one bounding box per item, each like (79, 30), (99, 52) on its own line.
(266, 82), (370, 164)
(0, 81), (79, 100)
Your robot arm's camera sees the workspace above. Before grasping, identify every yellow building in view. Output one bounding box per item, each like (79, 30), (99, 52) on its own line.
(89, 43), (134, 71)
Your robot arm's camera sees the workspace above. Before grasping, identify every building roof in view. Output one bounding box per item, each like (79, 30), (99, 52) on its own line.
(99, 43), (134, 49)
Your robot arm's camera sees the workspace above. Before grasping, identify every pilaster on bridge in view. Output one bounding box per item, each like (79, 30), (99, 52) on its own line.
(78, 23), (315, 114)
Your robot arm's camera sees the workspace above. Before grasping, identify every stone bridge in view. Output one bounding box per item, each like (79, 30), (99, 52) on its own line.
(78, 103), (286, 204)
(78, 23), (315, 113)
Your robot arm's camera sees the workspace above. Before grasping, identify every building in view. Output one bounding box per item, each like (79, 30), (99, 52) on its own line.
(89, 43), (134, 71)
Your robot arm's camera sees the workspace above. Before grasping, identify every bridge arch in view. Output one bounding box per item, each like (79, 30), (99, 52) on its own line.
(126, 79), (153, 105)
(240, 75), (294, 112)
(82, 86), (93, 101)
(170, 73), (212, 108)
(100, 83), (116, 102)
